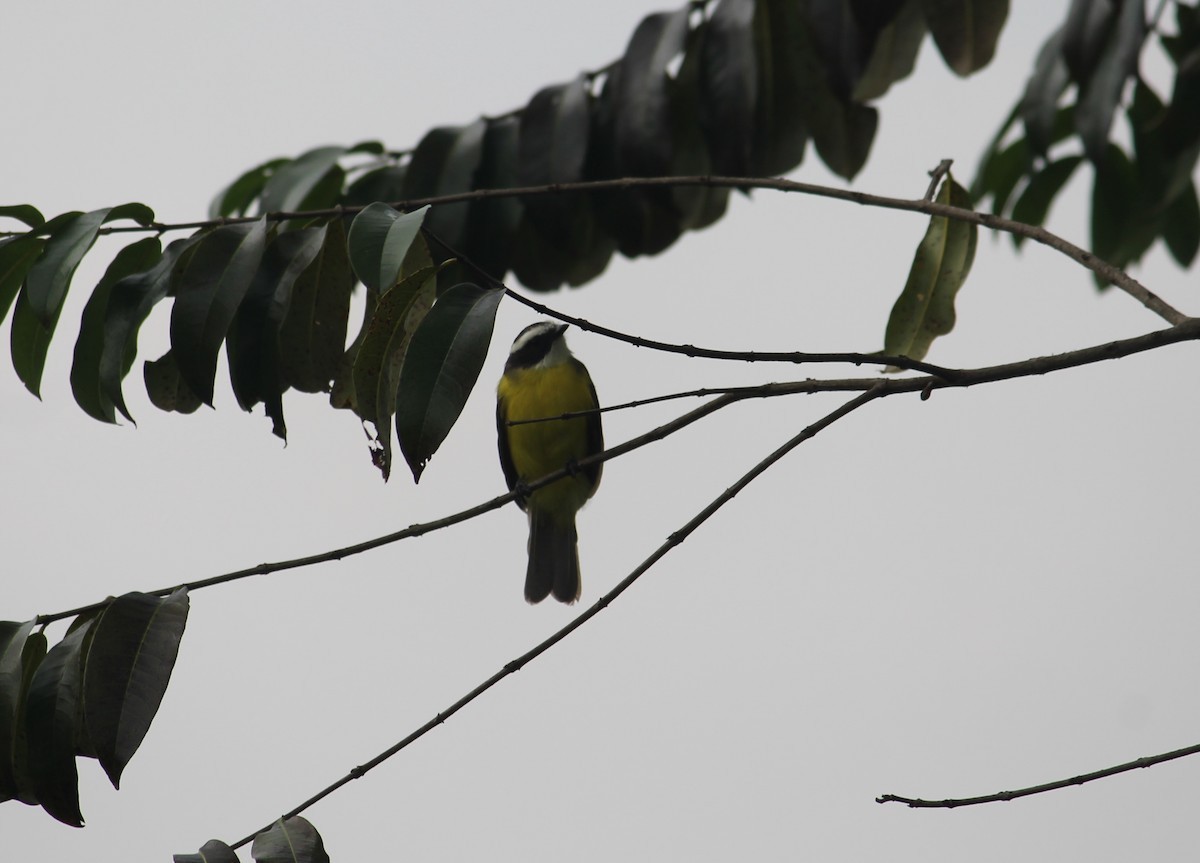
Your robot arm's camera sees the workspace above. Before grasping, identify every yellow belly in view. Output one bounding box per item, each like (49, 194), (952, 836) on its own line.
(499, 363), (598, 517)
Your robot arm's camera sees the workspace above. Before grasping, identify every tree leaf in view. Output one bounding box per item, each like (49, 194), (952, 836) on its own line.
(329, 291), (376, 413)
(23, 203), (155, 328)
(402, 124), (486, 254)
(669, 23), (731, 231)
(751, 0), (810, 176)
(25, 619), (97, 827)
(615, 7), (692, 177)
(804, 0), (867, 100)
(1162, 180), (1199, 268)
(1091, 143), (1139, 270)
(251, 816), (330, 863)
(259, 146), (347, 214)
(347, 204), (429, 293)
(70, 238), (163, 423)
(396, 283), (503, 483)
(0, 236), (45, 327)
(921, 0), (1009, 76)
(518, 76), (592, 245)
(278, 218), (354, 395)
(699, 0), (758, 174)
(226, 226), (329, 438)
(173, 839), (242, 863)
(1061, 0), (1117, 81)
(853, 0), (927, 101)
(883, 176), (977, 361)
(1009, 154), (1083, 246)
(209, 158), (290, 219)
(462, 116), (524, 279)
(0, 205), (45, 230)
(342, 163), (408, 208)
(0, 620), (36, 803)
(1075, 0), (1145, 163)
(352, 266), (438, 479)
(1019, 26), (1071, 157)
(99, 235), (201, 423)
(82, 588), (188, 790)
(10, 287), (59, 398)
(144, 350), (204, 414)
(170, 218), (270, 405)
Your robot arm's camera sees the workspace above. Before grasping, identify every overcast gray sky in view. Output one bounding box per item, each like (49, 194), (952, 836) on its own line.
(4, 2), (1199, 860)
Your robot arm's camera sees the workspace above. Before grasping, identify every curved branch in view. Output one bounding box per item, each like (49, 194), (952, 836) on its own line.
(33, 316), (1200, 627)
(227, 385), (887, 850)
(876, 741), (1200, 809)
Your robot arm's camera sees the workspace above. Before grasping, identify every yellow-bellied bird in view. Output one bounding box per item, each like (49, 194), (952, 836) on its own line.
(497, 322), (603, 603)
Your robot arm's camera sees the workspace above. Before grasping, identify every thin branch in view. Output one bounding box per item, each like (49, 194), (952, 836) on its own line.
(876, 741), (1200, 808)
(228, 385), (886, 850)
(32, 316), (1200, 627)
(6, 173), (1182, 325)
(924, 158), (954, 201)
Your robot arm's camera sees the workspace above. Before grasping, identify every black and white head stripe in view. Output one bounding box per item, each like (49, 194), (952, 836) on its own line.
(506, 321), (571, 370)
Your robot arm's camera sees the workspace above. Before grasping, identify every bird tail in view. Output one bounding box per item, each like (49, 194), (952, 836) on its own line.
(526, 509), (581, 604)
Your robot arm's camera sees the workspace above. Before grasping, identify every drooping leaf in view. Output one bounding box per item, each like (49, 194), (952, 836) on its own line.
(752, 0), (810, 176)
(1061, 0), (1118, 81)
(144, 350), (204, 414)
(10, 286), (59, 398)
(396, 283), (503, 482)
(226, 226), (329, 438)
(170, 218), (270, 405)
(259, 146), (346, 215)
(1091, 143), (1140, 271)
(352, 266), (439, 478)
(883, 176), (977, 361)
(0, 236), (44, 326)
(804, 0), (866, 100)
(1162, 180), (1199, 268)
(99, 235), (201, 423)
(23, 203), (155, 328)
(669, 23), (732, 231)
(699, 0), (758, 175)
(852, 0), (927, 101)
(921, 0), (1009, 76)
(82, 589), (188, 789)
(462, 116), (524, 279)
(3, 628), (46, 806)
(974, 136), (1030, 215)
(209, 158), (290, 219)
(0, 205), (45, 230)
(518, 76), (592, 246)
(70, 238), (163, 423)
(251, 816), (330, 863)
(0, 620), (36, 803)
(25, 619), (97, 827)
(1019, 27), (1071, 157)
(173, 839), (242, 863)
(1009, 154), (1084, 246)
(1075, 0), (1145, 163)
(279, 218), (354, 394)
(403, 124), (485, 254)
(342, 163), (408, 208)
(347, 204), (430, 293)
(329, 291), (377, 413)
(615, 7), (692, 177)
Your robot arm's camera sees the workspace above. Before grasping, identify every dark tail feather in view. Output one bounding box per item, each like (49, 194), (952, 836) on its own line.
(526, 509), (580, 604)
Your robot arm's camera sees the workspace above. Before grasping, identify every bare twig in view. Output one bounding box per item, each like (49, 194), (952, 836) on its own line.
(33, 316), (1200, 627)
(227, 385), (886, 850)
(877, 741), (1200, 808)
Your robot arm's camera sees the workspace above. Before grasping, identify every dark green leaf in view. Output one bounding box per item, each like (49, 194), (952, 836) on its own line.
(144, 350), (203, 414)
(396, 283), (503, 483)
(0, 205), (45, 230)
(427, 120), (487, 251)
(342, 164), (408, 208)
(615, 8), (691, 177)
(279, 218), (354, 394)
(83, 589), (188, 789)
(70, 238), (163, 423)
(1009, 155), (1084, 245)
(173, 839), (242, 863)
(352, 266), (438, 479)
(921, 0), (1009, 76)
(976, 137), (1030, 215)
(883, 177), (977, 361)
(853, 0), (926, 100)
(329, 292), (376, 413)
(670, 24), (731, 231)
(251, 816), (330, 863)
(99, 236), (201, 423)
(26, 620), (97, 827)
(24, 203), (155, 328)
(0, 620), (36, 803)
(805, 0), (866, 100)
(699, 0), (758, 174)
(4, 628), (46, 806)
(0, 236), (45, 326)
(751, 0), (810, 175)
(170, 218), (270, 405)
(260, 146), (346, 214)
(1061, 0), (1117, 81)
(209, 158), (290, 219)
(518, 76), (592, 245)
(10, 287), (59, 398)
(347, 204), (429, 293)
(226, 226), (329, 438)
(462, 116), (524, 279)
(1019, 27), (1071, 156)
(1091, 143), (1139, 267)
(1162, 181), (1199, 267)
(1075, 0), (1146, 162)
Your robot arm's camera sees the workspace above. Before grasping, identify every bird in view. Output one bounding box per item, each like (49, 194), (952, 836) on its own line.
(496, 321), (603, 603)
